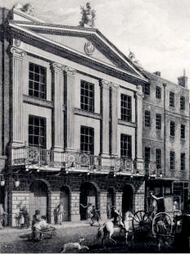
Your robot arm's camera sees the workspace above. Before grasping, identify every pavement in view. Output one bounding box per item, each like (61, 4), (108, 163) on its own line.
(0, 220), (96, 235)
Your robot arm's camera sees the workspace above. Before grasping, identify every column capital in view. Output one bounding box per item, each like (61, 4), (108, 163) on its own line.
(100, 79), (111, 90)
(10, 46), (26, 59)
(111, 82), (120, 91)
(51, 62), (64, 74)
(64, 66), (77, 76)
(136, 84), (144, 99)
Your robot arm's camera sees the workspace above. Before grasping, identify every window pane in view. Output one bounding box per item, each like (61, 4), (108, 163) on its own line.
(80, 80), (94, 112)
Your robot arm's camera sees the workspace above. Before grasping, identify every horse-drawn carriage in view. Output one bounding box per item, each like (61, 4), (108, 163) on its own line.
(98, 196), (182, 251)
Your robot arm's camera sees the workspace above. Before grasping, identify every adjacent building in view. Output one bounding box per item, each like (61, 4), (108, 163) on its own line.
(0, 4), (148, 226)
(142, 70), (189, 212)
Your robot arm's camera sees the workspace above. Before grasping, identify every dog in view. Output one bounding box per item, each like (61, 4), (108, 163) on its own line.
(59, 238), (89, 253)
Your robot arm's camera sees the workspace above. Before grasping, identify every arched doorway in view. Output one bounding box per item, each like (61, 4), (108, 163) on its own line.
(29, 180), (49, 222)
(60, 186), (70, 221)
(80, 182), (98, 220)
(122, 184), (133, 218)
(107, 188), (114, 219)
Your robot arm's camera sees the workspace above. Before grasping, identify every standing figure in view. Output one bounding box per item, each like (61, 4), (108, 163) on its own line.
(57, 204), (65, 225)
(0, 204), (5, 229)
(80, 203), (94, 226)
(107, 202), (111, 219)
(150, 191), (164, 218)
(91, 205), (100, 226)
(21, 206), (30, 228)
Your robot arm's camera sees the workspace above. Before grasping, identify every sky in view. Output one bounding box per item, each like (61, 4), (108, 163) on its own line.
(2, 0), (190, 85)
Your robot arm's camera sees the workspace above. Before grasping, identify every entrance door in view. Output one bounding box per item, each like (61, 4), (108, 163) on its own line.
(122, 185), (133, 218)
(60, 187), (69, 221)
(29, 181), (48, 221)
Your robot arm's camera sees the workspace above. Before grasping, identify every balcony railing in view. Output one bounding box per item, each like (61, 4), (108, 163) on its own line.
(144, 160), (163, 178)
(10, 146), (142, 175)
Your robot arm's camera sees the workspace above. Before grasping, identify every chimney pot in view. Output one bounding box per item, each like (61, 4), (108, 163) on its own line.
(153, 71), (161, 76)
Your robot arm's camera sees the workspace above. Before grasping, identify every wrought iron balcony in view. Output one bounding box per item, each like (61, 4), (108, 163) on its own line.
(10, 146), (143, 176)
(144, 160), (163, 178)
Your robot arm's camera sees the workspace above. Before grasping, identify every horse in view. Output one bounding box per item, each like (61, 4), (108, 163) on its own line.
(97, 211), (134, 246)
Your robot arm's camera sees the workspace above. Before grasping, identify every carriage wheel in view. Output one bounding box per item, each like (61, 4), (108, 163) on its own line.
(132, 210), (150, 232)
(152, 212), (172, 237)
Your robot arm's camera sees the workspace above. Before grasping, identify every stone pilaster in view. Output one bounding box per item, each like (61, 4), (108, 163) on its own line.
(100, 80), (110, 157)
(99, 192), (107, 221)
(136, 85), (144, 172)
(65, 67), (76, 152)
(111, 83), (119, 157)
(51, 63), (64, 155)
(48, 191), (60, 224)
(10, 46), (26, 147)
(70, 191), (80, 221)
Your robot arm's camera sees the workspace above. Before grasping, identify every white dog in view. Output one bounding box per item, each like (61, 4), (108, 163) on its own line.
(60, 238), (89, 253)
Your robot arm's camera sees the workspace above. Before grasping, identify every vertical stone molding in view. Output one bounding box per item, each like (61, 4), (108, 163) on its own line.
(10, 46), (26, 147)
(111, 83), (119, 157)
(100, 80), (111, 157)
(136, 85), (144, 171)
(99, 192), (107, 221)
(70, 191), (80, 221)
(51, 63), (64, 152)
(115, 192), (122, 212)
(65, 67), (77, 152)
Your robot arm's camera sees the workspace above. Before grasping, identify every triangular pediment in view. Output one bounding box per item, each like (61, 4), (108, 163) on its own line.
(9, 20), (147, 81)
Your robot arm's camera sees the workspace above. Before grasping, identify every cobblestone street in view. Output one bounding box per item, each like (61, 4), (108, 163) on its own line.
(0, 221), (179, 253)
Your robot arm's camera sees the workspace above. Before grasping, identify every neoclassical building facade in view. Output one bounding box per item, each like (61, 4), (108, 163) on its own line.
(0, 5), (148, 226)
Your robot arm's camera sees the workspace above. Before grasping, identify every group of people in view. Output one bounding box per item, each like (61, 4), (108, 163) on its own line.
(31, 210), (50, 241)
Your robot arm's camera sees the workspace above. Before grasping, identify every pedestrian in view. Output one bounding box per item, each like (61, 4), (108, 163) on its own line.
(54, 207), (58, 224)
(56, 203), (65, 225)
(80, 203), (94, 225)
(150, 191), (164, 218)
(21, 206), (30, 228)
(31, 210), (41, 240)
(91, 205), (100, 226)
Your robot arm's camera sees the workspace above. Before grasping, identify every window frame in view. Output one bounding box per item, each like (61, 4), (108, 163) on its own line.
(169, 92), (175, 107)
(156, 86), (161, 99)
(156, 149), (161, 169)
(28, 115), (46, 149)
(80, 125), (94, 155)
(170, 121), (175, 137)
(145, 111), (151, 127)
(181, 124), (185, 139)
(121, 94), (132, 122)
(120, 134), (132, 158)
(180, 96), (185, 110)
(170, 151), (175, 170)
(181, 153), (185, 171)
(156, 114), (162, 130)
(80, 80), (95, 113)
(29, 62), (47, 100)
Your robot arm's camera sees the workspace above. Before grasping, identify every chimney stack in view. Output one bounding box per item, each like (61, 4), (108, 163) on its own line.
(153, 71), (161, 77)
(178, 69), (188, 88)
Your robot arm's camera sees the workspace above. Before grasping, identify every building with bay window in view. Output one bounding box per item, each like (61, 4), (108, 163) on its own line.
(0, 5), (148, 226)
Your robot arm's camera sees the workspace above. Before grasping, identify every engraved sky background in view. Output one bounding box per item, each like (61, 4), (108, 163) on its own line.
(3, 0), (190, 86)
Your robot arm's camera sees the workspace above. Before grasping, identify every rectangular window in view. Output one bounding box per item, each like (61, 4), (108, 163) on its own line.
(80, 126), (94, 155)
(156, 114), (161, 130)
(180, 96), (185, 110)
(145, 111), (151, 127)
(144, 83), (150, 95)
(156, 86), (161, 99)
(121, 94), (132, 122)
(120, 134), (132, 158)
(170, 121), (175, 136)
(29, 62), (46, 99)
(156, 149), (161, 169)
(169, 92), (175, 107)
(28, 115), (46, 148)
(181, 153), (185, 170)
(80, 80), (94, 112)
(170, 151), (175, 170)
(181, 125), (185, 139)
(145, 147), (150, 168)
